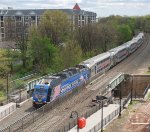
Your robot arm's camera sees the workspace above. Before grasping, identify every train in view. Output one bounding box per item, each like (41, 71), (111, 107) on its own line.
(32, 32), (144, 107)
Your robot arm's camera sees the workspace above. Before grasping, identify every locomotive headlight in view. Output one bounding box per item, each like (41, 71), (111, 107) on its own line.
(42, 95), (46, 98)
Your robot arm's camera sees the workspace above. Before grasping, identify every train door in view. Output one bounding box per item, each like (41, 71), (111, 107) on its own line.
(95, 66), (97, 74)
(90, 65), (96, 78)
(47, 88), (52, 102)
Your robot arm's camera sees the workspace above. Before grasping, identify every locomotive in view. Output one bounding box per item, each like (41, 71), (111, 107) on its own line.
(32, 32), (144, 107)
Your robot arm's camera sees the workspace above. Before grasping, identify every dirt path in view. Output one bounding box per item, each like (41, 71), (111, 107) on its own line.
(105, 99), (150, 132)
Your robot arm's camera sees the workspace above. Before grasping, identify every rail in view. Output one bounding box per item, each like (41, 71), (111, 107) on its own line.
(56, 92), (132, 132)
(0, 83), (84, 132)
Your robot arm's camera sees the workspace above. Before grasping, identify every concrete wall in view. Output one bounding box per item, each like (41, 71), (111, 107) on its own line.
(0, 102), (16, 120)
(122, 74), (150, 97)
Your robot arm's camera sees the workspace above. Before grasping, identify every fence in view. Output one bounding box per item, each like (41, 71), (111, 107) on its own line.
(56, 92), (131, 132)
(87, 108), (120, 132)
(143, 84), (150, 98)
(0, 89), (30, 106)
(10, 72), (37, 83)
(0, 80), (148, 131)
(0, 72), (50, 106)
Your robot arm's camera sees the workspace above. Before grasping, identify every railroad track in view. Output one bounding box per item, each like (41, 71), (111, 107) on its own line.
(23, 34), (150, 132)
(1, 34), (149, 132)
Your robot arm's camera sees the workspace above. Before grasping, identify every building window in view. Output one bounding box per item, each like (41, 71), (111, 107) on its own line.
(82, 16), (84, 20)
(25, 16), (29, 20)
(1, 28), (4, 33)
(31, 16), (36, 21)
(0, 16), (3, 21)
(78, 15), (80, 20)
(1, 22), (4, 27)
(2, 34), (4, 38)
(15, 16), (21, 21)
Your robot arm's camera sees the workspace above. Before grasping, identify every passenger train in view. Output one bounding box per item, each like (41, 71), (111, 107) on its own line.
(32, 32), (144, 107)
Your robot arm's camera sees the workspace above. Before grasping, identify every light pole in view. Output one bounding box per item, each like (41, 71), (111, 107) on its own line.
(1, 73), (9, 103)
(119, 83), (122, 117)
(6, 73), (9, 103)
(130, 75), (133, 104)
(70, 111), (79, 132)
(101, 99), (104, 132)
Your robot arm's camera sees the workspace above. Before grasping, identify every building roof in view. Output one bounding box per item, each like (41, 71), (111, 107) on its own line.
(73, 3), (81, 10)
(0, 8), (96, 17)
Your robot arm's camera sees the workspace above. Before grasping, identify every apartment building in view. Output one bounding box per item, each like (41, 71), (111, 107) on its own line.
(0, 3), (97, 41)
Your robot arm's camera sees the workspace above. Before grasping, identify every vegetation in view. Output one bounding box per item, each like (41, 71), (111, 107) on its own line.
(0, 91), (6, 102)
(1, 12), (150, 94)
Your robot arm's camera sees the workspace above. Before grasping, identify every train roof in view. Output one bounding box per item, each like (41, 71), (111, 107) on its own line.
(138, 32), (144, 37)
(38, 75), (60, 85)
(109, 44), (127, 53)
(79, 52), (111, 68)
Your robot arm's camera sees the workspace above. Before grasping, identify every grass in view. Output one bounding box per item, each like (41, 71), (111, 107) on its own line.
(148, 93), (150, 99)
(0, 91), (6, 102)
(128, 100), (140, 110)
(0, 96), (6, 102)
(145, 71), (150, 75)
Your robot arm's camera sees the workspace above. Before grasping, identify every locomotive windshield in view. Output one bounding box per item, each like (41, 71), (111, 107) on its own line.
(34, 88), (47, 94)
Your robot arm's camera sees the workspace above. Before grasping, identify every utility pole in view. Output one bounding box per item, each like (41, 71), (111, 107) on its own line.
(6, 73), (9, 103)
(130, 75), (133, 104)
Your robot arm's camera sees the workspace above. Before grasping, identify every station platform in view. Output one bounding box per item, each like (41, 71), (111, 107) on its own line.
(69, 104), (120, 132)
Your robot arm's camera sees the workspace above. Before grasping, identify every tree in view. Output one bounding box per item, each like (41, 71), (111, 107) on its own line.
(97, 23), (118, 52)
(59, 40), (83, 69)
(4, 17), (28, 69)
(28, 34), (58, 73)
(15, 26), (28, 68)
(39, 10), (71, 45)
(117, 24), (132, 45)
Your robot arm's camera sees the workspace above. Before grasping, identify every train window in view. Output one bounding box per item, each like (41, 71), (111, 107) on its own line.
(35, 88), (47, 93)
(91, 68), (94, 73)
(51, 80), (57, 88)
(68, 71), (72, 76)
(70, 69), (77, 74)
(61, 74), (67, 80)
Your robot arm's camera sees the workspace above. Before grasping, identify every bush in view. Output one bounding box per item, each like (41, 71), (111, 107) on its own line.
(0, 91), (5, 97)
(148, 66), (150, 71)
(11, 80), (25, 90)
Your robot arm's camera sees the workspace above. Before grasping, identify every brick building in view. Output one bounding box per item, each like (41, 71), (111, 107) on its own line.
(0, 3), (97, 42)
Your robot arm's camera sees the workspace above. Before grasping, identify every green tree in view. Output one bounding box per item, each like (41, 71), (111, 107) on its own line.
(39, 10), (71, 45)
(59, 40), (82, 69)
(117, 24), (132, 45)
(28, 34), (58, 73)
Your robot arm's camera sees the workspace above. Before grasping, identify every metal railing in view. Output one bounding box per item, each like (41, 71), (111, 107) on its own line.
(88, 108), (120, 132)
(56, 92), (131, 132)
(10, 72), (37, 83)
(143, 84), (150, 98)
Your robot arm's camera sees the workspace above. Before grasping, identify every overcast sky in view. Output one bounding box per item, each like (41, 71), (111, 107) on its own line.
(1, 0), (150, 17)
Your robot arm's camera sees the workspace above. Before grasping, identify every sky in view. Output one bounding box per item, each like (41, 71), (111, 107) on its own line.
(1, 0), (150, 17)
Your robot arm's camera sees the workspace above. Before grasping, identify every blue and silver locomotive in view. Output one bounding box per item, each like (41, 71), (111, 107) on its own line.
(33, 67), (90, 107)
